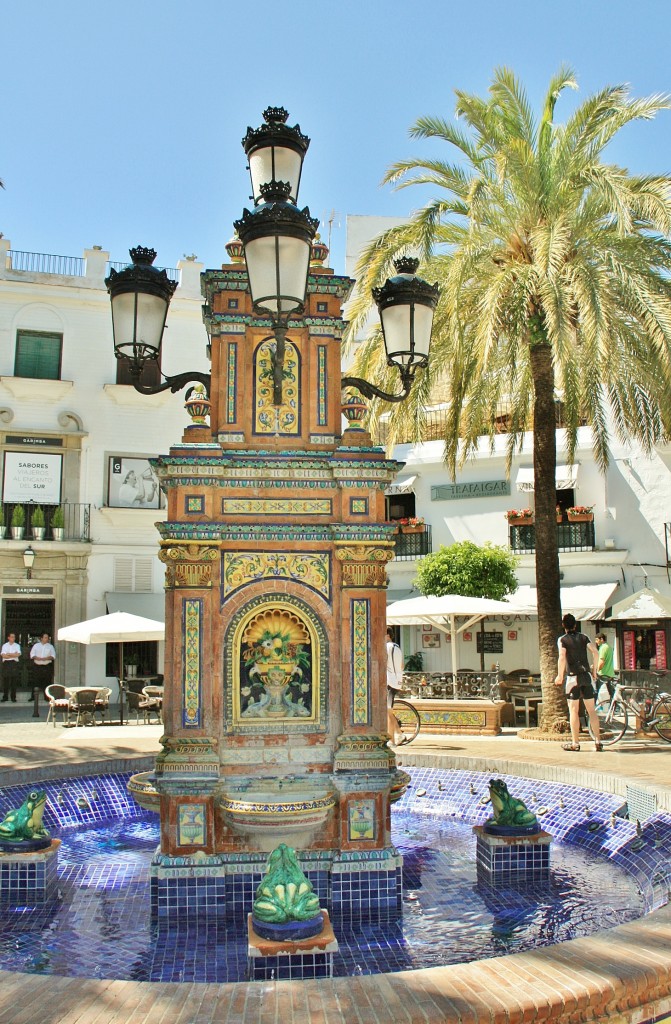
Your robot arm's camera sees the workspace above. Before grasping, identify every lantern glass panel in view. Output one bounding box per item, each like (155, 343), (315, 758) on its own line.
(111, 291), (168, 359)
(250, 147), (303, 202)
(245, 235), (311, 314)
(381, 302), (434, 365)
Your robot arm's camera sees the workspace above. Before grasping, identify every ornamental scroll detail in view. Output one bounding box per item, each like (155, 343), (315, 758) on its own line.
(223, 551), (330, 601)
(159, 543), (219, 589)
(334, 544), (394, 588)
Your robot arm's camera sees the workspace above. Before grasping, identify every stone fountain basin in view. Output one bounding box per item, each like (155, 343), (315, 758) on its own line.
(217, 779), (337, 846)
(128, 771), (159, 813)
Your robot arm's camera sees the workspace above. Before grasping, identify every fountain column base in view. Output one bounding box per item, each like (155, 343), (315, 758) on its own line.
(473, 825), (552, 882)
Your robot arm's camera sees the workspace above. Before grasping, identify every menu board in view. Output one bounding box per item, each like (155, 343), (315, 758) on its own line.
(476, 631), (504, 654)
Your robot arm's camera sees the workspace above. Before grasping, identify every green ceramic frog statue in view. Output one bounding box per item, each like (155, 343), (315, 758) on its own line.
(252, 843), (321, 923)
(487, 779), (538, 828)
(0, 790), (49, 842)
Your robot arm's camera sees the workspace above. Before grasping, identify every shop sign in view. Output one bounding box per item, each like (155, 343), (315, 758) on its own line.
(3, 586), (54, 595)
(6, 435), (63, 447)
(431, 480), (510, 501)
(2, 452), (63, 503)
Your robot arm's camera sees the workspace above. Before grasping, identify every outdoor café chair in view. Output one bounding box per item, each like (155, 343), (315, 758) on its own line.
(69, 687), (100, 727)
(45, 684), (72, 727)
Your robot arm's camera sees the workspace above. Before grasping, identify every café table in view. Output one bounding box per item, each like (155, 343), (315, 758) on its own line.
(509, 689), (543, 728)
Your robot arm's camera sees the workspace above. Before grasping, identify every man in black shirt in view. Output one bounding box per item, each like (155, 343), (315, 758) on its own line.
(555, 613), (602, 751)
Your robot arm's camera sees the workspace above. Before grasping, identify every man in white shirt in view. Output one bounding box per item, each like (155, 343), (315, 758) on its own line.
(1, 633), (21, 703)
(386, 627), (405, 744)
(30, 633), (56, 699)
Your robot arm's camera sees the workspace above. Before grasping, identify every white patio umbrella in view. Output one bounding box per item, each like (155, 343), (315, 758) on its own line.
(58, 612), (165, 724)
(386, 594), (522, 689)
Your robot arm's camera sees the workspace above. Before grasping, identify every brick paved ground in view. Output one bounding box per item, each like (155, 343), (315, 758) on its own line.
(0, 705), (669, 1023)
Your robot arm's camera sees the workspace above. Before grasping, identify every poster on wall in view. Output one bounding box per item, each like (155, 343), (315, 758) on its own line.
(108, 456), (164, 509)
(422, 633), (441, 648)
(623, 630), (636, 670)
(2, 451), (63, 503)
(655, 630), (667, 670)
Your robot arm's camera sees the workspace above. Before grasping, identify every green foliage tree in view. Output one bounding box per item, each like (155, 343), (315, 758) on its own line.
(347, 68), (671, 730)
(415, 541), (518, 601)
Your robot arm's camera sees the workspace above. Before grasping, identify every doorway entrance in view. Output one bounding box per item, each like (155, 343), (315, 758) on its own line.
(2, 599), (55, 695)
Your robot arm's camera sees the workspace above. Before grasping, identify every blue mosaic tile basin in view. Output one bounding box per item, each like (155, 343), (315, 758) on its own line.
(0, 767), (668, 982)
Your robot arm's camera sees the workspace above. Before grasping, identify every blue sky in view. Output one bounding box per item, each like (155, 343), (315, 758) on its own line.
(3, 0), (671, 275)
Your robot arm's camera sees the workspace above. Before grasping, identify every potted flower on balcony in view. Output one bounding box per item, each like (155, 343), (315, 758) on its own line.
(567, 505), (594, 522)
(504, 508), (534, 525)
(556, 505), (563, 523)
(31, 505), (46, 540)
(401, 516), (425, 534)
(10, 504), (25, 540)
(51, 505), (65, 540)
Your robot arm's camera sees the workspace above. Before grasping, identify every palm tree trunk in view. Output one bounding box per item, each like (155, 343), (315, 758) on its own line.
(530, 341), (567, 731)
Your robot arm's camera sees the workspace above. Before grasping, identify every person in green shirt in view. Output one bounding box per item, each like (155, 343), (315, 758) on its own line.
(595, 633), (616, 698)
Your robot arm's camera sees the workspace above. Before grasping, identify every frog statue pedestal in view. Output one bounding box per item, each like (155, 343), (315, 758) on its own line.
(246, 844), (339, 980)
(473, 779), (552, 883)
(0, 789), (60, 904)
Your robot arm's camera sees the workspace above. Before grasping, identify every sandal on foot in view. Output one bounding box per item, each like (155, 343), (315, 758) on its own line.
(562, 743), (581, 751)
(594, 741), (603, 752)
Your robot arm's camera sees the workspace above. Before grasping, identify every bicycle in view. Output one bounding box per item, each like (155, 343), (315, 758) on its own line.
(389, 691), (421, 745)
(587, 680), (671, 746)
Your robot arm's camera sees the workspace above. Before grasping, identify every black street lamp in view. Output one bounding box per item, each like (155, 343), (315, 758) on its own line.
(234, 181), (318, 405)
(242, 106), (310, 206)
(105, 247), (210, 396)
(236, 107), (318, 406)
(107, 111), (438, 407)
(341, 257), (439, 402)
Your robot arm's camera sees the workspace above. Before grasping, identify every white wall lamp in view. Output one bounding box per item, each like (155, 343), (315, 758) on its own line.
(23, 545), (35, 579)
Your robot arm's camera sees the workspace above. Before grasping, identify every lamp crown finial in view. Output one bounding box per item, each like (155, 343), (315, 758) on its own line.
(393, 256), (419, 276)
(259, 180), (292, 202)
(263, 106), (289, 124)
(129, 246), (157, 266)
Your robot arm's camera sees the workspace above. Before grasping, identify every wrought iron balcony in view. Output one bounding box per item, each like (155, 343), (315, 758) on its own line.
(2, 502), (91, 542)
(509, 520), (595, 554)
(392, 524), (432, 560)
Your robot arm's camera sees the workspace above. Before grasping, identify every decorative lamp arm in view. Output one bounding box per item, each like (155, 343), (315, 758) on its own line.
(129, 370), (211, 397)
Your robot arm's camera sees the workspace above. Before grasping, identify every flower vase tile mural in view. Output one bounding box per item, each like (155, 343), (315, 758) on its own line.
(237, 608), (315, 721)
(348, 799), (376, 842)
(177, 803), (207, 847)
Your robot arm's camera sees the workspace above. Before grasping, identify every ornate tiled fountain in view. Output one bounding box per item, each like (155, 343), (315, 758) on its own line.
(127, 109), (437, 923)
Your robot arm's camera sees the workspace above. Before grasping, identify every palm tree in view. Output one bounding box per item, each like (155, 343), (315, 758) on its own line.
(347, 67), (671, 730)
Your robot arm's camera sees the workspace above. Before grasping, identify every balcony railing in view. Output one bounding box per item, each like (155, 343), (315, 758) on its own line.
(509, 520), (595, 553)
(5, 250), (179, 283)
(1, 503), (91, 542)
(7, 250), (86, 276)
(392, 524), (432, 560)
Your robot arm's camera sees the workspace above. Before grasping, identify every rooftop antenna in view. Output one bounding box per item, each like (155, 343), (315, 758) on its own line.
(324, 209), (340, 253)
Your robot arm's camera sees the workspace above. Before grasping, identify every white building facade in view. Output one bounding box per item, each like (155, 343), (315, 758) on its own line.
(0, 240), (209, 695)
(1, 229), (670, 695)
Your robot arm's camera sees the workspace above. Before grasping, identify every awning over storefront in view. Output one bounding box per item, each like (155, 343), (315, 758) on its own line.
(105, 592), (165, 623)
(385, 475), (417, 495)
(504, 582), (618, 621)
(605, 587), (671, 621)
(515, 464), (579, 492)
